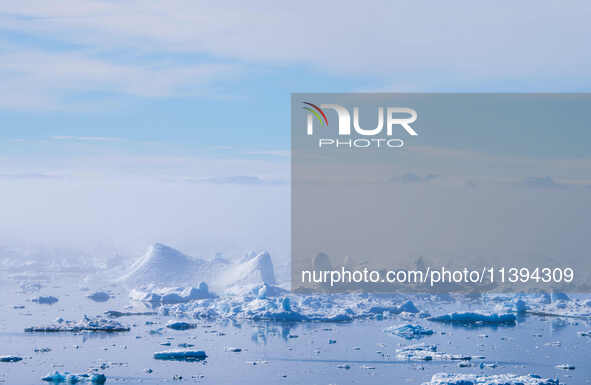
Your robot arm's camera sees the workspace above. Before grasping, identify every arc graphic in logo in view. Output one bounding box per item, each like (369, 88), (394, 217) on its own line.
(302, 102), (328, 132)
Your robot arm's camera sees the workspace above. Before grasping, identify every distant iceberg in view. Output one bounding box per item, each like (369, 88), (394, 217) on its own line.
(25, 315), (129, 333)
(153, 350), (207, 361)
(385, 324), (434, 339)
(120, 243), (277, 293)
(130, 283), (213, 304)
(428, 312), (516, 326)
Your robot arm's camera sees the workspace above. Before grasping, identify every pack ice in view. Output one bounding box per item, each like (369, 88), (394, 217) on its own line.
(423, 373), (559, 385)
(25, 315), (130, 333)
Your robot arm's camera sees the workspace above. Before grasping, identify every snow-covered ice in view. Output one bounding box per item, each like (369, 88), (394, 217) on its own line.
(41, 371), (106, 384)
(428, 312), (516, 326)
(384, 324), (434, 339)
(25, 315), (129, 332)
(423, 373), (559, 385)
(153, 350), (207, 361)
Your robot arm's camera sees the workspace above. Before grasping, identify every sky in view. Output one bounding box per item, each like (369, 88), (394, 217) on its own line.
(0, 1), (590, 262)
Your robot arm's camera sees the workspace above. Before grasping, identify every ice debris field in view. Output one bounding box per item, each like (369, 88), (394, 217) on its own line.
(1, 243), (590, 384)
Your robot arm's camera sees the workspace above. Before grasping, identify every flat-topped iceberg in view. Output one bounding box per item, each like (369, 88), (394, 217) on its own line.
(25, 315), (130, 332)
(153, 350), (207, 361)
(0, 355), (23, 362)
(396, 344), (472, 361)
(428, 312), (516, 326)
(423, 373), (559, 385)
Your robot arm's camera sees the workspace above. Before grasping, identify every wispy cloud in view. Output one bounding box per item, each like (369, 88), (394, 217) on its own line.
(389, 173), (439, 184)
(185, 175), (286, 185)
(51, 136), (124, 142)
(520, 176), (566, 189)
(245, 150), (290, 157)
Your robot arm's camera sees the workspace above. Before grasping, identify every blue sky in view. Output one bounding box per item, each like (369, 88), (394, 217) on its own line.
(1, 1), (591, 152)
(0, 1), (590, 260)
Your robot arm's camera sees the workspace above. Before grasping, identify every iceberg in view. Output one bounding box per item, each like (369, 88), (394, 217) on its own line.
(166, 320), (197, 330)
(396, 344), (472, 361)
(25, 315), (130, 332)
(32, 296), (59, 305)
(119, 243), (207, 287)
(428, 312), (516, 326)
(87, 291), (110, 302)
(0, 355), (23, 362)
(41, 371), (106, 384)
(385, 324), (434, 339)
(423, 373), (559, 385)
(131, 283), (213, 304)
(153, 350), (207, 361)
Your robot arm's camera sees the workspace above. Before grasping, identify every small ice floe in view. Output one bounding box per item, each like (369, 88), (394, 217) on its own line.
(479, 362), (498, 369)
(32, 296), (59, 305)
(87, 292), (111, 302)
(428, 312), (516, 326)
(0, 355), (23, 362)
(166, 320), (197, 330)
(396, 344), (472, 361)
(384, 324), (434, 340)
(153, 350), (207, 361)
(555, 363), (575, 370)
(25, 315), (130, 332)
(337, 364), (351, 369)
(578, 330), (591, 337)
(226, 347), (242, 352)
(423, 373), (559, 385)
(41, 371), (106, 384)
(104, 310), (157, 318)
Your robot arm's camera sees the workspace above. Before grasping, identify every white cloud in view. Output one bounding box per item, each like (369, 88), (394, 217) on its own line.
(0, 49), (236, 109)
(0, 0), (589, 110)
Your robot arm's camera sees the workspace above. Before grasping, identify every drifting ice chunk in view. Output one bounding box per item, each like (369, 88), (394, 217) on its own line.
(428, 312), (516, 326)
(153, 350), (207, 361)
(32, 296), (59, 305)
(25, 315), (130, 332)
(396, 344), (471, 361)
(41, 371), (106, 384)
(87, 292), (110, 302)
(166, 320), (197, 330)
(385, 324), (434, 339)
(0, 355), (23, 362)
(423, 373), (559, 385)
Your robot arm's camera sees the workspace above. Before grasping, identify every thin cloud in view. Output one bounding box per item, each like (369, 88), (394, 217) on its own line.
(185, 175), (286, 185)
(520, 176), (566, 189)
(51, 136), (124, 142)
(390, 173), (439, 184)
